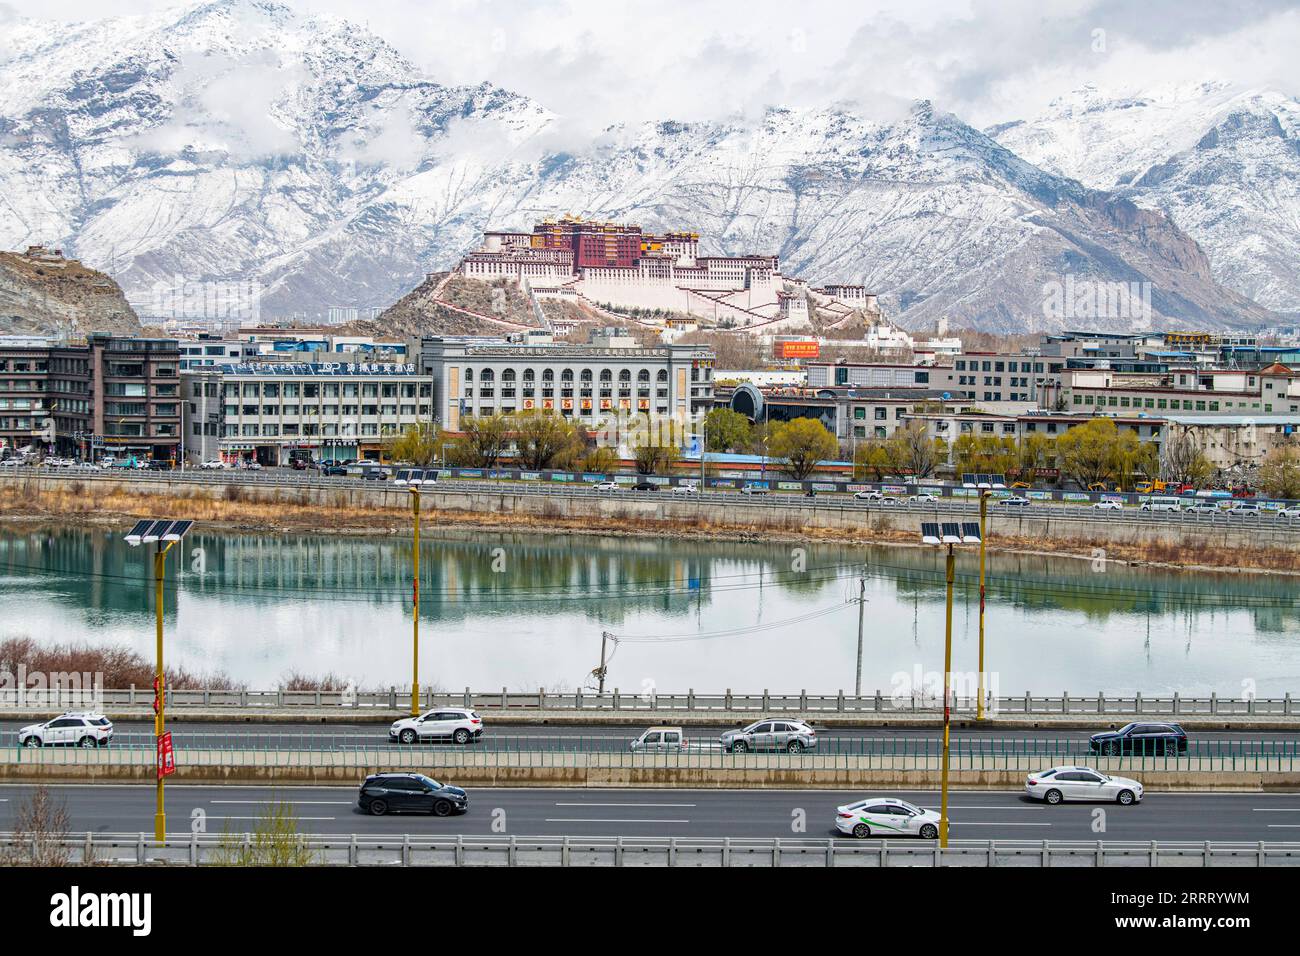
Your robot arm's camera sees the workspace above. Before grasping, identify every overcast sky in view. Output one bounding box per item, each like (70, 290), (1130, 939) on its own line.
(6, 0), (1300, 128)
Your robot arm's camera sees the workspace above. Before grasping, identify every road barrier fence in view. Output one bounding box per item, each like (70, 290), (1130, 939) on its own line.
(1, 686), (1294, 718)
(1, 832), (1297, 867)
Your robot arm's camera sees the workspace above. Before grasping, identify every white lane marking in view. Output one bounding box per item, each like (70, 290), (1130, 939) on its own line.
(1252, 808), (1300, 812)
(924, 805), (1045, 810)
(553, 802), (696, 808)
(545, 818), (691, 824)
(209, 800), (350, 805)
(213, 816), (337, 821)
(951, 822), (1053, 827)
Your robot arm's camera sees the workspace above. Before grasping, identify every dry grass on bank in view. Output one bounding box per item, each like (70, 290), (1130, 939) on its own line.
(0, 479), (1296, 574)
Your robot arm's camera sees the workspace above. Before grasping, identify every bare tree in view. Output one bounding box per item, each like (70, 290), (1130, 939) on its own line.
(0, 786), (72, 866)
(1161, 429), (1213, 486)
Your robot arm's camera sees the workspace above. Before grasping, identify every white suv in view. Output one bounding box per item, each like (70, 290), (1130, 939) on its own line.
(18, 712), (114, 748)
(389, 708), (483, 745)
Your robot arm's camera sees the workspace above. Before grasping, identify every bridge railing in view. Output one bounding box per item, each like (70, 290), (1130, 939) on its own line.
(6, 743), (1300, 772)
(0, 686), (1293, 717)
(8, 730), (1299, 761)
(1, 832), (1297, 867)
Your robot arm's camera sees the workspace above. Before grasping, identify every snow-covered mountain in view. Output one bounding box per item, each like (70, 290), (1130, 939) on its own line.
(0, 0), (1281, 332)
(994, 82), (1300, 319)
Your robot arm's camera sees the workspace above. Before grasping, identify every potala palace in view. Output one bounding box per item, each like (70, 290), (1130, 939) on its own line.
(457, 214), (883, 333)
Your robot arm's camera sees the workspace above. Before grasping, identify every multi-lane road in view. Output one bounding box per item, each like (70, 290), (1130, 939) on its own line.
(8, 465), (1296, 532)
(5, 720), (1299, 756)
(3, 783), (1300, 842)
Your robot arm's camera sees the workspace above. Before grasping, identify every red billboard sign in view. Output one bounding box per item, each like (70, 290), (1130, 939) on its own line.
(776, 340), (820, 359)
(157, 732), (176, 779)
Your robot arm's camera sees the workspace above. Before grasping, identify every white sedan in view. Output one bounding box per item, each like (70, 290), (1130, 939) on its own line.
(1024, 766), (1144, 805)
(908, 493), (939, 503)
(670, 485), (698, 496)
(592, 481), (621, 492)
(835, 797), (941, 839)
(1092, 500), (1123, 510)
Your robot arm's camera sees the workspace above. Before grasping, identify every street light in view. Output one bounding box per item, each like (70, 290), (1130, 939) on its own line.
(409, 485), (422, 717)
(919, 519), (981, 848)
(977, 491), (990, 720)
(124, 517), (193, 842)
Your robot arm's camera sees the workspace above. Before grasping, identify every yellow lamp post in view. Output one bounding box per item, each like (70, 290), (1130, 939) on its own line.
(410, 485), (421, 717)
(977, 491), (990, 720)
(920, 519), (982, 848)
(124, 518), (193, 843)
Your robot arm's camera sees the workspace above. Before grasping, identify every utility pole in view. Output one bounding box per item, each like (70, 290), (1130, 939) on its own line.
(596, 631), (612, 694)
(854, 572), (867, 697)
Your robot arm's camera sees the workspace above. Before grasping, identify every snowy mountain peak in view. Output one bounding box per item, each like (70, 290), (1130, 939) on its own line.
(0, 3), (1287, 330)
(996, 81), (1300, 317)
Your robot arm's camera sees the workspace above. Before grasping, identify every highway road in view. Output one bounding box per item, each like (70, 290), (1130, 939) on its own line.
(8, 466), (1296, 532)
(3, 783), (1299, 842)
(5, 720), (1300, 756)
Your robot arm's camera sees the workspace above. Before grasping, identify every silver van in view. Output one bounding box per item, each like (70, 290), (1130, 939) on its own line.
(1140, 496), (1182, 512)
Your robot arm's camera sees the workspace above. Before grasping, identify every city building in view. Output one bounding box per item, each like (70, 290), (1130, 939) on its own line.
(87, 334), (183, 462)
(0, 336), (90, 456)
(417, 331), (714, 430)
(182, 359), (434, 466)
(1163, 414), (1300, 472)
(900, 410), (1168, 470)
(178, 335), (262, 370)
(723, 382), (960, 442)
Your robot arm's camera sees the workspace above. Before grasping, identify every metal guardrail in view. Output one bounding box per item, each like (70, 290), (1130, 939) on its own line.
(4, 467), (1297, 532)
(2, 832), (1297, 866)
(14, 730), (1300, 760)
(7, 746), (1299, 773)
(2, 687), (1293, 718)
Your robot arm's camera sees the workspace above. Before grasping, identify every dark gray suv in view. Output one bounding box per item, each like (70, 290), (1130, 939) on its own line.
(358, 773), (468, 817)
(720, 718), (818, 754)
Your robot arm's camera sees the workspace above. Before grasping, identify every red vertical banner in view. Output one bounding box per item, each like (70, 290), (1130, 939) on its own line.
(157, 731), (175, 779)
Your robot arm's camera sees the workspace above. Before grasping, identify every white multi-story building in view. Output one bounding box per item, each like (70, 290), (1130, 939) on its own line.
(182, 361), (433, 466)
(417, 333), (714, 431)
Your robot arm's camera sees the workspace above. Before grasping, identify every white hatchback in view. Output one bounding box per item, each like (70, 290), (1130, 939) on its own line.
(835, 797), (941, 839)
(1025, 766), (1144, 805)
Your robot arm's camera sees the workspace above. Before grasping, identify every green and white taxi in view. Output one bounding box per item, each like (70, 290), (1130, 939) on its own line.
(835, 797), (941, 839)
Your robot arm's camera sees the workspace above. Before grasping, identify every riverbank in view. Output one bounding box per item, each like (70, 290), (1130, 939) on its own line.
(1, 476), (1297, 575)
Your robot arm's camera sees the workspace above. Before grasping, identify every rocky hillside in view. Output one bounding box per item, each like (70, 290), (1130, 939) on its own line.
(0, 247), (141, 336)
(339, 273), (542, 338)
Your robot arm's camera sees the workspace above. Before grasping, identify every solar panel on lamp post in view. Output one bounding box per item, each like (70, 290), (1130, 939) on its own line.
(123, 517), (193, 843)
(919, 519), (981, 849)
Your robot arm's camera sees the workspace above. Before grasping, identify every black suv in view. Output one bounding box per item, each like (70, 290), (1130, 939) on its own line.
(358, 773), (468, 817)
(1089, 722), (1188, 756)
